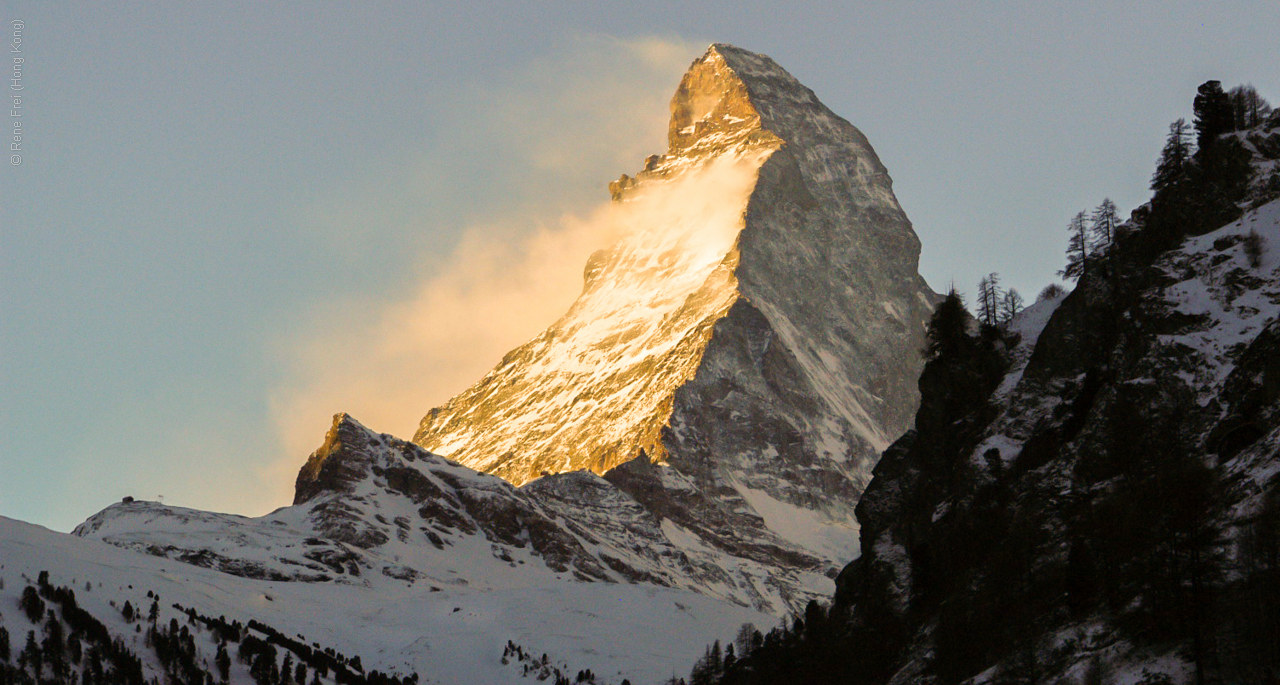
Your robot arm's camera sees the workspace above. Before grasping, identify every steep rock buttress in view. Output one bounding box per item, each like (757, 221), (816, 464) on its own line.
(413, 44), (937, 566)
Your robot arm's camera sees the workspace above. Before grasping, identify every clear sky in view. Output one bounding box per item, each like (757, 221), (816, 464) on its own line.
(3, 2), (1277, 532)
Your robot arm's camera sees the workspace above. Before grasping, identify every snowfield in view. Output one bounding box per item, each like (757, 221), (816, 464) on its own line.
(0, 515), (770, 685)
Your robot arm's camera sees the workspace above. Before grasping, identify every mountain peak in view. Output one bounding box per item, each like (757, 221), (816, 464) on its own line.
(413, 44), (937, 572)
(294, 412), (380, 505)
(664, 44), (770, 156)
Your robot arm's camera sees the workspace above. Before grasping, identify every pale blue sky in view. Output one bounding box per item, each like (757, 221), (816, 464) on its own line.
(3, 2), (1277, 531)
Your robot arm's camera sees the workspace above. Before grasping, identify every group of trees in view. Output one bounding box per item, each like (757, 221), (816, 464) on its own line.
(500, 641), (601, 685)
(0, 574), (422, 685)
(669, 608), (860, 685)
(1133, 80), (1266, 260)
(975, 273), (1024, 329)
(1059, 80), (1273, 283)
(1195, 81), (1272, 148)
(1, 574), (146, 685)
(920, 277), (1022, 369)
(1061, 199), (1121, 282)
(920, 277), (1023, 364)
(1065, 397), (1226, 685)
(175, 606), (414, 685)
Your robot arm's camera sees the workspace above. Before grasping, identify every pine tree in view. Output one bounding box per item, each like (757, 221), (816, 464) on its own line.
(1244, 230), (1264, 268)
(924, 289), (968, 359)
(19, 631), (40, 678)
(42, 614), (65, 680)
(1228, 84), (1272, 129)
(67, 633), (81, 666)
(1193, 80), (1234, 153)
(19, 586), (44, 622)
(1060, 211), (1091, 281)
(733, 622), (757, 658)
(0, 626), (9, 662)
(1037, 283), (1065, 301)
(999, 288), (1024, 327)
(1152, 119), (1193, 194)
(1089, 198), (1119, 256)
(216, 642), (231, 682)
(977, 273), (1002, 328)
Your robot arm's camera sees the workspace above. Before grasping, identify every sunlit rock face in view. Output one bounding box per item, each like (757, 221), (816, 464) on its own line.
(414, 44), (937, 573)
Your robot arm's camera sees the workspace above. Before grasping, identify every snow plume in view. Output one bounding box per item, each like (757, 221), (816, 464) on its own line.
(263, 37), (761, 500)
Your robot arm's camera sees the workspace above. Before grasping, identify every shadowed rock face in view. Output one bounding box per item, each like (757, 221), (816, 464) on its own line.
(413, 44), (937, 565)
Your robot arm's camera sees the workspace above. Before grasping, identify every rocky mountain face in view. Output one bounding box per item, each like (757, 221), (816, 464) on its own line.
(53, 45), (936, 678)
(415, 43), (935, 578)
(706, 116), (1280, 685)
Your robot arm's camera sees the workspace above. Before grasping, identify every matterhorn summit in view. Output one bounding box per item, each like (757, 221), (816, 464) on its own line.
(416, 44), (936, 564)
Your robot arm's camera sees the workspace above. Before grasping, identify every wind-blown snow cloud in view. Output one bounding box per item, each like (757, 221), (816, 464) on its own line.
(263, 36), (704, 496)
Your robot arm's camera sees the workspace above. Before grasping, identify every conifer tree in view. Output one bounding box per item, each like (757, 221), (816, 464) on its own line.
(925, 289), (968, 359)
(999, 288), (1024, 327)
(1089, 198), (1119, 256)
(20, 631), (40, 678)
(1193, 80), (1234, 153)
(1228, 84), (1272, 129)
(1060, 211), (1091, 281)
(1037, 283), (1065, 301)
(733, 623), (757, 658)
(1244, 230), (1264, 268)
(216, 645), (231, 681)
(977, 273), (1002, 328)
(42, 614), (65, 680)
(19, 586), (44, 622)
(1152, 119), (1193, 194)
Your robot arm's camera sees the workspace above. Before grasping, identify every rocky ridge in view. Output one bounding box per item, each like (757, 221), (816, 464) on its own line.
(702, 112), (1280, 685)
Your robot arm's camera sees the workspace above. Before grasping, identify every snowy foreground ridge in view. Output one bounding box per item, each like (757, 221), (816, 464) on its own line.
(1, 515), (767, 685)
(1, 45), (937, 685)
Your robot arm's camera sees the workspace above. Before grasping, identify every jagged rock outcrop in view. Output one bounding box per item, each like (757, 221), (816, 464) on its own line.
(414, 43), (936, 571)
(78, 413), (831, 611)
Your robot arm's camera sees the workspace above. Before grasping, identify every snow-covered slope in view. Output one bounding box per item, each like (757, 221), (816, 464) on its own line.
(4, 515), (769, 685)
(75, 413), (834, 613)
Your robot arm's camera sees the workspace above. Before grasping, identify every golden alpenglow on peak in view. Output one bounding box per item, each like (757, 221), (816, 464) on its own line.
(414, 43), (937, 580)
(666, 45), (767, 155)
